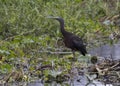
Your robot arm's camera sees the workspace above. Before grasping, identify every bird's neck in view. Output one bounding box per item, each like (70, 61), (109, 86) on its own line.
(60, 22), (67, 36)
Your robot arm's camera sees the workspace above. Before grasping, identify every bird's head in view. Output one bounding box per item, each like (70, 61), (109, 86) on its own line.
(47, 16), (64, 23)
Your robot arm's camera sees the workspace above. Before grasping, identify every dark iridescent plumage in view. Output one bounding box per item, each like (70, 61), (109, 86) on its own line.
(50, 17), (87, 56)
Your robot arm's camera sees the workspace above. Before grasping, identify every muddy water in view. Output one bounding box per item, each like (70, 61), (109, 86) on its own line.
(27, 79), (112, 86)
(89, 41), (120, 60)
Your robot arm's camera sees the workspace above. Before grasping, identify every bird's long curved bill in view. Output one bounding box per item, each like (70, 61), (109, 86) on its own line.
(47, 16), (59, 19)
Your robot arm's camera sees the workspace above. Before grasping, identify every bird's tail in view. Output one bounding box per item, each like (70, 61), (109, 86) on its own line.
(80, 48), (87, 56)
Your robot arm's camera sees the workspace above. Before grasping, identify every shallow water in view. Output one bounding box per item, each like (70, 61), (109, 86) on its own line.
(27, 79), (113, 86)
(89, 41), (120, 60)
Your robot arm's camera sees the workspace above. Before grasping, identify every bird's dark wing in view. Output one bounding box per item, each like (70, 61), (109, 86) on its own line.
(72, 36), (87, 56)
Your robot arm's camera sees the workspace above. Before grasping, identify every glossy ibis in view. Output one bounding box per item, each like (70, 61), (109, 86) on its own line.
(49, 17), (87, 57)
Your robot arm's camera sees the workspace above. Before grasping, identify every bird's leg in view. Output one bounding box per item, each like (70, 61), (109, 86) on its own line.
(72, 50), (78, 61)
(72, 50), (75, 58)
